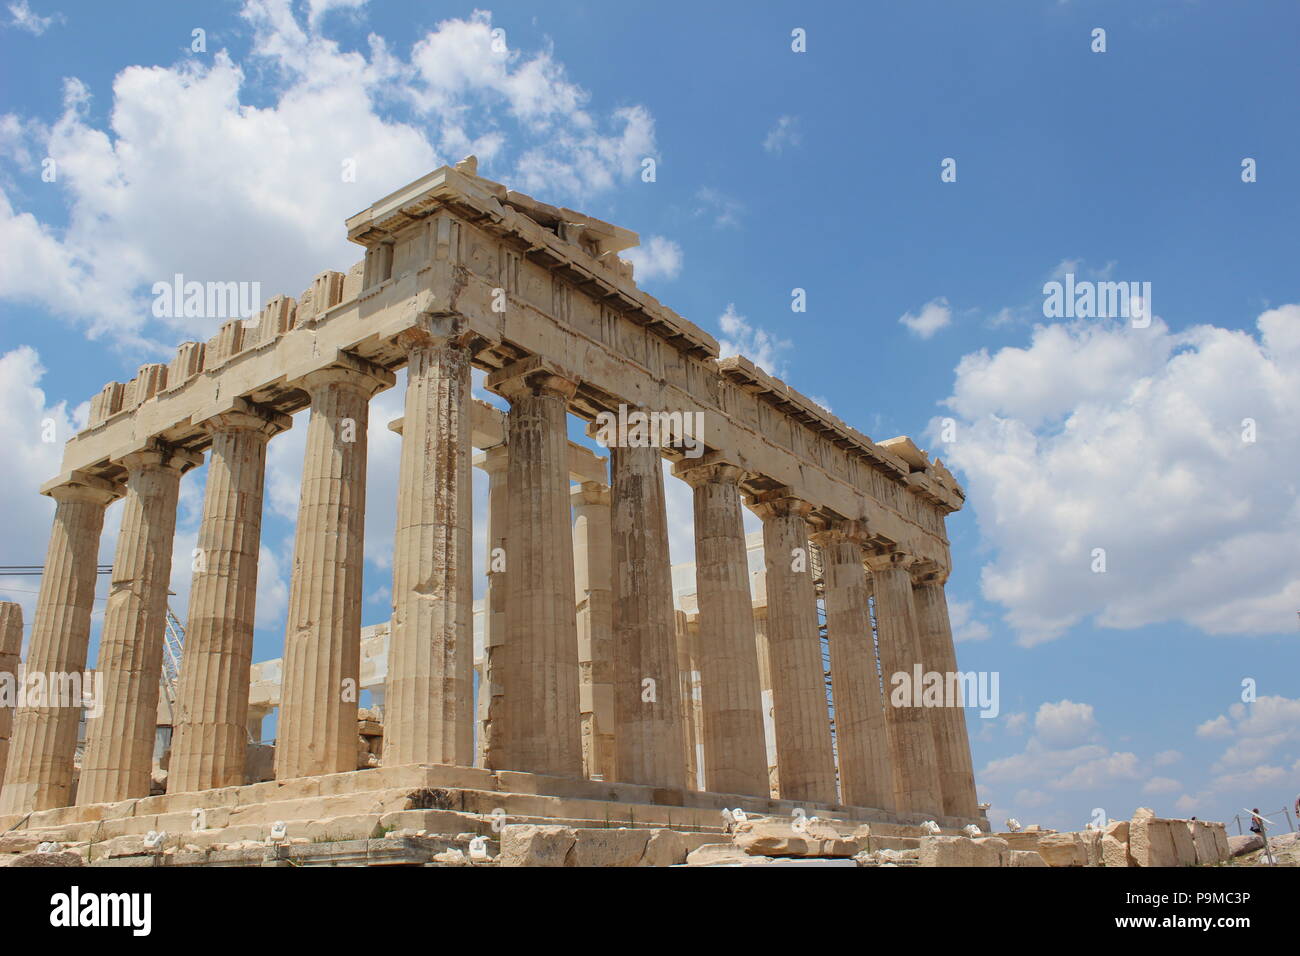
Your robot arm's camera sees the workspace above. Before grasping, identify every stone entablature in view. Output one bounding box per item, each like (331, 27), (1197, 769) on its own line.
(55, 163), (960, 569)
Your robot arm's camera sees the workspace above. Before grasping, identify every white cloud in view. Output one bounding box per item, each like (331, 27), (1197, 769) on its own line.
(6, 0), (58, 35)
(1153, 749), (1182, 767)
(306, 0), (366, 29)
(1034, 699), (1099, 749)
(899, 297), (952, 339)
(949, 597), (991, 642)
(622, 235), (682, 283)
(716, 303), (790, 376)
(693, 187), (743, 229)
(1142, 776), (1181, 795)
(1196, 696), (1300, 772)
(0, 2), (657, 353)
(0, 347), (77, 631)
(762, 115), (801, 155)
(935, 306), (1300, 646)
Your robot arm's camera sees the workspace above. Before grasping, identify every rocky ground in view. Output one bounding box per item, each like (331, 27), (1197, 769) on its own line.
(1223, 830), (1300, 866)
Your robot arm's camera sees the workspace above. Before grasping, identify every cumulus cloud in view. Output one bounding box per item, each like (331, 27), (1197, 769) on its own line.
(622, 235), (682, 283)
(306, 0), (366, 29)
(0, 1), (657, 353)
(0, 347), (80, 631)
(1143, 776), (1181, 795)
(1034, 699), (1099, 749)
(934, 306), (1300, 646)
(899, 297), (952, 339)
(716, 303), (790, 376)
(949, 597), (992, 642)
(762, 115), (801, 155)
(1196, 696), (1300, 772)
(6, 0), (58, 35)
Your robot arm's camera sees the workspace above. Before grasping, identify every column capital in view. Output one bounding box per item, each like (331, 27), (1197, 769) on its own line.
(391, 313), (473, 353)
(809, 518), (871, 551)
(120, 440), (204, 476)
(485, 355), (579, 403)
(199, 398), (292, 439)
(863, 548), (917, 573)
(746, 487), (813, 522)
(299, 352), (395, 398)
(909, 558), (949, 587)
(571, 480), (610, 507)
(40, 470), (124, 505)
(672, 451), (745, 488)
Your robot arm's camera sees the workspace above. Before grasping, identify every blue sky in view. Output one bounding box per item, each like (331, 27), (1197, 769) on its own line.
(0, 0), (1297, 832)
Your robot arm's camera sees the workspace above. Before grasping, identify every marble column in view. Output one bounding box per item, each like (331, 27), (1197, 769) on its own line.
(168, 401), (289, 794)
(866, 550), (943, 817)
(572, 481), (616, 781)
(609, 437), (686, 790)
(275, 356), (393, 781)
(812, 524), (894, 811)
(475, 443), (509, 768)
(385, 325), (474, 768)
(483, 359), (581, 777)
(751, 606), (780, 797)
(675, 455), (767, 798)
(674, 609), (703, 790)
(80, 444), (201, 805)
(913, 570), (979, 818)
(748, 491), (837, 805)
(0, 603), (23, 789)
(0, 475), (119, 814)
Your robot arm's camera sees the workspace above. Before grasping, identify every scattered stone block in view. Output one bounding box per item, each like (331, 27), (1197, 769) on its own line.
(1009, 850), (1048, 867)
(5, 850), (83, 867)
(1101, 820), (1133, 867)
(497, 825), (575, 867)
(566, 828), (650, 867)
(1036, 832), (1089, 867)
(1129, 808), (1197, 867)
(1228, 833), (1264, 858)
(685, 843), (774, 866)
(1185, 820), (1229, 865)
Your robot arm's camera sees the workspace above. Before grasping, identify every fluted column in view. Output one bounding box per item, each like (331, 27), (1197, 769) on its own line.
(0, 603), (23, 789)
(912, 569), (979, 818)
(751, 606), (780, 797)
(866, 550), (943, 816)
(0, 475), (119, 814)
(275, 356), (393, 780)
(609, 435), (686, 790)
(675, 455), (767, 797)
(483, 358), (581, 777)
(476, 443), (509, 767)
(572, 481), (616, 780)
(168, 401), (289, 794)
(385, 324), (474, 768)
(674, 610), (703, 790)
(748, 490), (836, 805)
(80, 444), (201, 805)
(812, 524), (894, 811)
